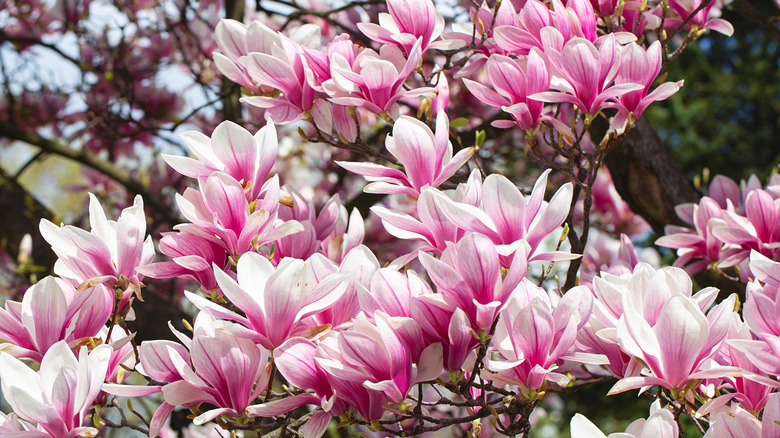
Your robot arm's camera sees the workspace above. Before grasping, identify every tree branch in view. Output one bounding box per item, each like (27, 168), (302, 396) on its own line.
(0, 122), (175, 225)
(595, 117), (700, 235)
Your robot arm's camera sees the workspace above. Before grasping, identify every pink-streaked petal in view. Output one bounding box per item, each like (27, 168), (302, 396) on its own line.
(302, 410), (332, 438)
(246, 393), (322, 417)
(607, 376), (669, 395)
(654, 295), (709, 387)
(211, 121), (257, 184)
(705, 18), (734, 37)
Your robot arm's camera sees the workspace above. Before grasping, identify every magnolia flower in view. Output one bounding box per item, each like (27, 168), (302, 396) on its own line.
(275, 190), (342, 260)
(163, 121), (278, 201)
(727, 251), (780, 376)
(357, 0), (454, 54)
(136, 314), (271, 437)
(370, 187), (463, 264)
(488, 282), (599, 394)
(667, 0), (734, 36)
(430, 170), (574, 263)
(241, 33), (319, 123)
(337, 113), (473, 198)
(655, 196), (727, 275)
(610, 291), (736, 395)
(320, 206), (365, 264)
(609, 41), (683, 130)
(712, 189), (780, 272)
(136, 227), (228, 291)
(187, 252), (348, 349)
(570, 401), (678, 438)
(322, 39), (432, 118)
(174, 174), (302, 258)
(703, 404), (762, 438)
(493, 0), (555, 56)
(40, 193), (154, 301)
(0, 276), (112, 362)
(213, 19), (281, 93)
(463, 50), (550, 130)
(410, 295), (476, 371)
(0, 341), (112, 438)
(312, 313), (441, 420)
(419, 232), (528, 331)
(532, 35), (644, 115)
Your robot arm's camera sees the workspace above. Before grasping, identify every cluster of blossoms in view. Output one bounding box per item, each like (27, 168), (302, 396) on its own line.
(1, 0), (777, 437)
(657, 173), (780, 282)
(210, 0), (725, 140)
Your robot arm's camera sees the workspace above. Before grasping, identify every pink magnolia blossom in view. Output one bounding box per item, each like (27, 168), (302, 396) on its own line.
(370, 187), (464, 262)
(431, 170), (574, 263)
(410, 296), (476, 371)
(493, 0), (597, 55)
(667, 0), (734, 36)
(163, 121), (278, 201)
(186, 252), (348, 349)
(337, 113), (474, 198)
(0, 276), (112, 362)
(357, 268), (431, 318)
(174, 173), (302, 258)
(493, 0), (557, 55)
(570, 401), (678, 438)
(763, 393), (780, 438)
(610, 282), (736, 395)
(446, 0), (517, 77)
(263, 337), (348, 416)
(137, 314), (271, 437)
(532, 34), (644, 115)
(588, 0), (620, 17)
(322, 39), (432, 118)
(307, 313), (442, 420)
(463, 49), (550, 130)
(488, 282), (599, 394)
(744, 251), (780, 340)
(253, 315), (441, 423)
(711, 189), (780, 273)
(708, 174), (744, 212)
(306, 245), (380, 330)
(728, 251), (780, 376)
(39, 193), (154, 301)
(136, 228), (228, 291)
(581, 264), (723, 384)
(213, 19), (281, 93)
(0, 412), (36, 435)
(702, 404), (762, 438)
(0, 341), (112, 438)
(579, 232), (644, 290)
(240, 30), (324, 123)
(420, 233), (528, 331)
(251, 333), (382, 420)
(655, 196), (727, 275)
(576, 237), (647, 377)
(715, 323), (777, 412)
(608, 41), (683, 130)
(357, 0), (453, 54)
(275, 190), (342, 260)
(588, 168), (651, 236)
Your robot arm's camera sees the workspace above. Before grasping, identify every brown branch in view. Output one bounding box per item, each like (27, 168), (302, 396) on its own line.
(0, 122), (175, 224)
(591, 117), (701, 235)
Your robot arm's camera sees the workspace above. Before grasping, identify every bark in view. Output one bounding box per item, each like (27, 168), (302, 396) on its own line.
(603, 117), (700, 235)
(599, 117), (745, 298)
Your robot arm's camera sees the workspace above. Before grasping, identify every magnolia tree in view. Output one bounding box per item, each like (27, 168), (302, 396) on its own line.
(1, 0), (780, 437)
